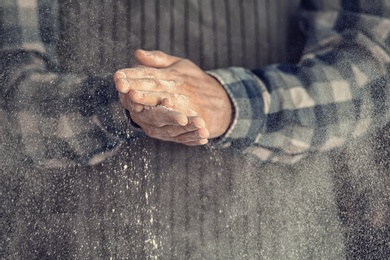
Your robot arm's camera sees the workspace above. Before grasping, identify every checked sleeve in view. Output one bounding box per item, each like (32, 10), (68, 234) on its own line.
(208, 0), (390, 164)
(0, 0), (134, 167)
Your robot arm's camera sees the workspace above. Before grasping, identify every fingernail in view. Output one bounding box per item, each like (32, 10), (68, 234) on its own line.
(192, 118), (205, 128)
(142, 50), (152, 56)
(116, 71), (127, 79)
(194, 121), (205, 128)
(199, 139), (208, 145)
(197, 128), (209, 139)
(137, 49), (151, 56)
(176, 116), (188, 126)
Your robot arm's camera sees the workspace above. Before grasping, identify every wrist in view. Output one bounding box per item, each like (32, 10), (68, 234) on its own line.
(206, 75), (234, 138)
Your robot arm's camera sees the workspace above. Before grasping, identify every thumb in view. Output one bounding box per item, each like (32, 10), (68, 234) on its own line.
(134, 49), (181, 68)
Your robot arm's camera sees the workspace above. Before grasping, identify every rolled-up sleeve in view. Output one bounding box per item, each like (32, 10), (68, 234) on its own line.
(208, 0), (390, 164)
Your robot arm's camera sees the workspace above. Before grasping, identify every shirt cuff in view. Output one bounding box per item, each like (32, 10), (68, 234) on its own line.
(206, 67), (267, 150)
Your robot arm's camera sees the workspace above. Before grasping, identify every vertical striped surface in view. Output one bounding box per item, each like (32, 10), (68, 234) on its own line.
(57, 0), (303, 74)
(7, 139), (347, 259)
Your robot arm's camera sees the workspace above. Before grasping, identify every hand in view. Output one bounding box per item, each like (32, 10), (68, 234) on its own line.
(114, 49), (233, 145)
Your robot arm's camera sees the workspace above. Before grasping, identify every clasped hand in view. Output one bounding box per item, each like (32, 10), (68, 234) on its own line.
(114, 49), (232, 146)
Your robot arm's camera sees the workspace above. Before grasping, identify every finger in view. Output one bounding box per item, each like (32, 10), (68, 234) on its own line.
(115, 78), (179, 94)
(141, 124), (209, 144)
(187, 116), (206, 128)
(114, 67), (165, 94)
(184, 139), (209, 146)
(119, 93), (144, 112)
(128, 92), (195, 117)
(131, 106), (188, 127)
(162, 98), (174, 108)
(160, 116), (206, 137)
(134, 49), (182, 68)
(118, 92), (133, 111)
(114, 66), (166, 81)
(157, 97), (199, 117)
(133, 103), (144, 112)
(172, 127), (209, 143)
(124, 90), (198, 119)
(128, 90), (170, 107)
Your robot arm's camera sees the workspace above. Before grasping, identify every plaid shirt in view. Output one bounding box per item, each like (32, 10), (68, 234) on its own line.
(1, 0), (389, 166)
(0, 0), (135, 167)
(209, 0), (390, 163)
